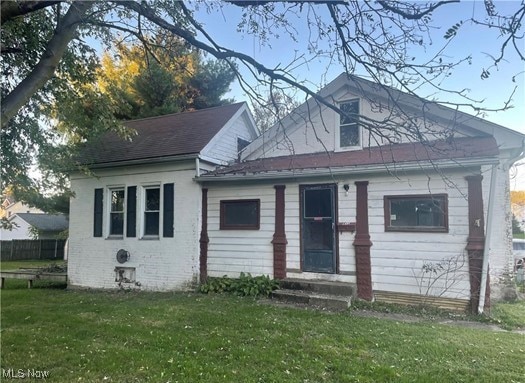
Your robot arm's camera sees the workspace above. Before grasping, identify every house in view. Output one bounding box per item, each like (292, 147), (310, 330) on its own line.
(1, 213), (68, 240)
(68, 102), (258, 290)
(1, 196), (43, 220)
(69, 75), (524, 313)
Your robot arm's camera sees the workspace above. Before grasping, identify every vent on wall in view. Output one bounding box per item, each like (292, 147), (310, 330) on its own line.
(116, 249), (130, 264)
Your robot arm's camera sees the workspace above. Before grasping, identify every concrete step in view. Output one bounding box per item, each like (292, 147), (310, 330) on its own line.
(279, 278), (355, 296)
(271, 289), (352, 310)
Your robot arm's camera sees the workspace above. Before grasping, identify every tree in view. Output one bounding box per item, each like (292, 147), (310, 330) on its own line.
(252, 91), (301, 133)
(1, 1), (524, 205)
(97, 36), (235, 120)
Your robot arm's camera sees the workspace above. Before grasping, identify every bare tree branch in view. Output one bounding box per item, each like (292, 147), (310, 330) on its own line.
(377, 0), (460, 20)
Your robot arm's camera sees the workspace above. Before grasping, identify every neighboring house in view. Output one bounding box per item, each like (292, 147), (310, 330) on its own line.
(68, 102), (258, 290)
(69, 75), (524, 313)
(1, 213), (68, 240)
(1, 196), (43, 219)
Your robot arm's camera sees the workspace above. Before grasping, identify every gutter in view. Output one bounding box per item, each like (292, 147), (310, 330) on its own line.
(478, 140), (525, 314)
(83, 153), (199, 169)
(196, 157), (499, 183)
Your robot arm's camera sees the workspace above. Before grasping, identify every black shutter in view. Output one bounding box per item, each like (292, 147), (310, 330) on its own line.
(126, 186), (137, 237)
(93, 188), (103, 237)
(163, 183), (174, 237)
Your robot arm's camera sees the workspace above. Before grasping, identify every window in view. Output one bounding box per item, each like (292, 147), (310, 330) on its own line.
(109, 188), (125, 236)
(237, 137), (251, 153)
(220, 199), (260, 230)
(338, 99), (360, 148)
(384, 194), (448, 232)
(144, 186), (160, 236)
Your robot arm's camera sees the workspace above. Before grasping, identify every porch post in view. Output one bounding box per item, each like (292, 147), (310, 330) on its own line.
(354, 181), (373, 300)
(272, 185), (287, 279)
(199, 188), (209, 283)
(465, 175), (489, 313)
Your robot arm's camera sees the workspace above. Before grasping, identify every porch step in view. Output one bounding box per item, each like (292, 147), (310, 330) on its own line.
(279, 278), (355, 296)
(271, 289), (352, 310)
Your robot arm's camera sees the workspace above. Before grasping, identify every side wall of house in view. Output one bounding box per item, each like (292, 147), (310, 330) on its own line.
(203, 111), (257, 164)
(205, 168), (474, 300)
(0, 216), (32, 240)
(207, 184), (275, 277)
(368, 170), (472, 300)
(68, 162), (201, 291)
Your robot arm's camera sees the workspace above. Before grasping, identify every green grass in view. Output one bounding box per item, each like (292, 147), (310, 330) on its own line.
(513, 232), (525, 239)
(489, 301), (525, 330)
(1, 286), (524, 383)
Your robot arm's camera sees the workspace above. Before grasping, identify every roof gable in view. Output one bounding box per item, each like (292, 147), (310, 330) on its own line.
(78, 102), (246, 166)
(242, 74), (524, 160)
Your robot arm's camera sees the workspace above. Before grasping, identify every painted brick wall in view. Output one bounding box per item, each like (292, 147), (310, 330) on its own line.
(68, 162), (201, 291)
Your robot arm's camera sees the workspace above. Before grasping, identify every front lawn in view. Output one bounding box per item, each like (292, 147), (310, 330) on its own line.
(1, 285), (523, 382)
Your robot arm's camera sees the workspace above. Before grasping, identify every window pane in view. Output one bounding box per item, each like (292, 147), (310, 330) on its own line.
(110, 212), (124, 235)
(145, 188), (160, 211)
(340, 124), (359, 147)
(224, 201), (258, 226)
(144, 212), (159, 235)
(220, 200), (260, 229)
(111, 190), (124, 212)
(340, 101), (359, 125)
(389, 197), (446, 229)
(304, 189), (332, 218)
(303, 220), (333, 250)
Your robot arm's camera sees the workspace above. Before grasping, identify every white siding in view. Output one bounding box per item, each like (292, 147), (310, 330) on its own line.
(207, 184), (275, 277)
(203, 111), (257, 164)
(368, 171), (471, 299)
(243, 86), (466, 161)
(68, 161), (201, 291)
(0, 216), (33, 240)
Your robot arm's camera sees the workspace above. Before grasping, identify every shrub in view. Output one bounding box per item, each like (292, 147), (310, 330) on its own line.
(199, 273), (279, 297)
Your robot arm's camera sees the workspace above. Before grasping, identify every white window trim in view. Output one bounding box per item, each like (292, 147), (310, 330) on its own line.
(140, 184), (162, 239)
(335, 98), (362, 152)
(106, 186), (126, 238)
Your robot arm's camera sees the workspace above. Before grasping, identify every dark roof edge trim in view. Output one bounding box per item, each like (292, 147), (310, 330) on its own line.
(195, 156), (499, 183)
(84, 153), (200, 169)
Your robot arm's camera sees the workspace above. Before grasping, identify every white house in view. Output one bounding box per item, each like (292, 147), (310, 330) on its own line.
(69, 75), (524, 313)
(0, 213), (68, 240)
(68, 102), (258, 290)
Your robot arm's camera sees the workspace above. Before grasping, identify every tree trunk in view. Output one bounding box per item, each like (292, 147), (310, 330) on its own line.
(1, 1), (92, 128)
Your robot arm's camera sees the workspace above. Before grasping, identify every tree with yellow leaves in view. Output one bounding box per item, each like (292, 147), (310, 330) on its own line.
(97, 34), (235, 120)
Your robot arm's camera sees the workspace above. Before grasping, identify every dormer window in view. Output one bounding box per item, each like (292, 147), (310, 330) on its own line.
(338, 99), (361, 148)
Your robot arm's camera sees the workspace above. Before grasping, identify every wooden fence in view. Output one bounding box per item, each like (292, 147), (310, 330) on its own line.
(0, 240), (66, 261)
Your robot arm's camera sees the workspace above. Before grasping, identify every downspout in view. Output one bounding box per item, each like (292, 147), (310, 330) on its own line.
(195, 157), (200, 177)
(478, 140), (525, 314)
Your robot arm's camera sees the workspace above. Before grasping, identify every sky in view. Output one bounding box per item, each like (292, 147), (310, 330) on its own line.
(190, 0), (525, 188)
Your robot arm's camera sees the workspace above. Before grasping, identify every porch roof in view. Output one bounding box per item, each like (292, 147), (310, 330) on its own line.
(200, 136), (499, 180)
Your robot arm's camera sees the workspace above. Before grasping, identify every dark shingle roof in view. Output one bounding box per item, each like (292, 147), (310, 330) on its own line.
(205, 136), (499, 177)
(78, 103), (245, 165)
(17, 213), (69, 232)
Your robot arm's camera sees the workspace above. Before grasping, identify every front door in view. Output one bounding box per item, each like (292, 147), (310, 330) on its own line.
(301, 184), (337, 273)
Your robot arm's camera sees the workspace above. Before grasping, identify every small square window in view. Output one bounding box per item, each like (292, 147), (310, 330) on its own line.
(109, 189), (125, 236)
(384, 194), (448, 232)
(339, 100), (360, 148)
(144, 187), (160, 236)
(220, 200), (260, 230)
